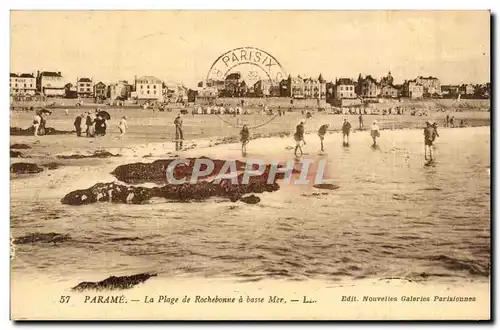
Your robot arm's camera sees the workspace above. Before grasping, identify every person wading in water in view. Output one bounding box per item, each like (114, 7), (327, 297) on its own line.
(342, 118), (352, 146)
(174, 113), (184, 151)
(240, 125), (250, 157)
(370, 120), (380, 147)
(424, 121), (438, 162)
(294, 119), (306, 158)
(317, 123), (330, 152)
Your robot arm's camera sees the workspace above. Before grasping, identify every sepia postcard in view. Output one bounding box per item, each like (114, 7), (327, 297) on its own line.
(9, 10), (491, 320)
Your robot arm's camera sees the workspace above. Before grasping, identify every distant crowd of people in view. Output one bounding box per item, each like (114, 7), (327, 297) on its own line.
(73, 110), (109, 138)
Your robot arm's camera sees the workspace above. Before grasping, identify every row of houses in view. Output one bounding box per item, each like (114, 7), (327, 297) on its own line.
(199, 71), (462, 101)
(10, 71), (189, 103)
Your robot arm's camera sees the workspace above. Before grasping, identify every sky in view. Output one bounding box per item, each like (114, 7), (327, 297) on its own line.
(10, 10), (491, 88)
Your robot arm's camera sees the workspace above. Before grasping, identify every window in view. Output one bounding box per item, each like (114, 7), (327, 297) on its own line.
(153, 85), (156, 89)
(87, 88), (91, 92)
(24, 84), (26, 87)
(30, 84), (32, 87)
(147, 85), (150, 89)
(147, 90), (150, 94)
(153, 90), (156, 95)
(15, 84), (17, 87)
(80, 88), (84, 92)
(340, 86), (343, 91)
(87, 83), (91, 87)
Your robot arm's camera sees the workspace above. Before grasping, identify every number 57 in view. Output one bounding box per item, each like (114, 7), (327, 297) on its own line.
(60, 296), (71, 303)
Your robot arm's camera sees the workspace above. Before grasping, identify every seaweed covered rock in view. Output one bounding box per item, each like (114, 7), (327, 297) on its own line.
(240, 194), (261, 204)
(57, 150), (120, 159)
(10, 150), (23, 158)
(11, 162), (43, 174)
(313, 183), (340, 190)
(14, 232), (71, 245)
(11, 144), (31, 149)
(10, 126), (73, 136)
(72, 273), (157, 292)
(111, 156), (247, 184)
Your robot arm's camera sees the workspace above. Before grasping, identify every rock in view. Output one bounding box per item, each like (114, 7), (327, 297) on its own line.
(14, 232), (71, 245)
(10, 126), (74, 136)
(240, 194), (261, 204)
(45, 162), (62, 170)
(72, 273), (157, 292)
(57, 150), (120, 159)
(10, 162), (44, 174)
(11, 144), (31, 149)
(313, 183), (340, 190)
(10, 150), (23, 158)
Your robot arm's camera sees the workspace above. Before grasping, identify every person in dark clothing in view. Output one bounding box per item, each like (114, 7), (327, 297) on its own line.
(94, 116), (106, 136)
(424, 121), (438, 161)
(342, 119), (352, 146)
(359, 114), (364, 129)
(74, 114), (83, 137)
(240, 125), (250, 156)
(174, 113), (184, 151)
(294, 120), (306, 157)
(317, 123), (330, 152)
(86, 112), (94, 137)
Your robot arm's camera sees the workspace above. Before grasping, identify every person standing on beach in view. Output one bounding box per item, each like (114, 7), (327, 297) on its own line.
(317, 123), (330, 152)
(86, 112), (95, 137)
(294, 119), (306, 158)
(32, 112), (41, 137)
(65, 108), (69, 116)
(240, 125), (250, 156)
(118, 116), (128, 139)
(174, 113), (184, 151)
(424, 121), (438, 161)
(370, 120), (380, 147)
(74, 114), (83, 137)
(450, 116), (456, 128)
(445, 114), (450, 127)
(341, 118), (352, 146)
(359, 114), (364, 130)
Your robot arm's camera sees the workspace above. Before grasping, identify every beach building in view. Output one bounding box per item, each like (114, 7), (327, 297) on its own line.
(36, 71), (66, 97)
(334, 78), (357, 99)
(380, 84), (399, 98)
(135, 76), (163, 102)
(10, 73), (36, 96)
(402, 80), (424, 99)
(356, 74), (380, 98)
(94, 82), (107, 100)
(415, 76), (441, 96)
(109, 80), (132, 101)
(76, 77), (93, 98)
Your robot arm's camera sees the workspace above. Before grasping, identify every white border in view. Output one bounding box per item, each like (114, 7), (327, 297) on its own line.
(2, 1), (498, 329)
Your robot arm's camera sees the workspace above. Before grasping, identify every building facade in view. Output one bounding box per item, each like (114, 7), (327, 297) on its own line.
(402, 80), (424, 99)
(415, 76), (441, 96)
(135, 76), (163, 101)
(356, 74), (380, 98)
(94, 82), (107, 99)
(441, 85), (460, 98)
(36, 71), (65, 97)
(459, 84), (475, 95)
(380, 84), (399, 98)
(280, 75), (326, 99)
(77, 77), (93, 98)
(10, 73), (36, 96)
(334, 78), (357, 99)
(253, 79), (280, 97)
(109, 80), (132, 101)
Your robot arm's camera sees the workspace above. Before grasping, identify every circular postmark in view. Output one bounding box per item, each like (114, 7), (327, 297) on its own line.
(204, 47), (287, 127)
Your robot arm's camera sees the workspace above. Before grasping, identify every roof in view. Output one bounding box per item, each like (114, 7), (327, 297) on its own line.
(40, 71), (62, 77)
(336, 78), (355, 85)
(78, 77), (92, 82)
(19, 73), (35, 78)
(10, 73), (18, 77)
(226, 72), (241, 80)
(94, 81), (106, 87)
(382, 84), (399, 89)
(365, 75), (378, 83)
(418, 76), (438, 80)
(136, 76), (162, 84)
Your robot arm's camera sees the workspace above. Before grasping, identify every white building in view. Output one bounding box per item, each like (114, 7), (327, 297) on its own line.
(36, 71), (66, 97)
(10, 73), (36, 96)
(135, 76), (163, 102)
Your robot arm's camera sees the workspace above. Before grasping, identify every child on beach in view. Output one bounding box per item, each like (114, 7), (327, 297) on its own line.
(240, 125), (250, 156)
(317, 124), (330, 152)
(118, 116), (128, 139)
(370, 120), (380, 147)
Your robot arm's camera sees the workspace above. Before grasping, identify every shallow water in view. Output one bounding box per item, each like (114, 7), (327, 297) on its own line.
(11, 127), (490, 283)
